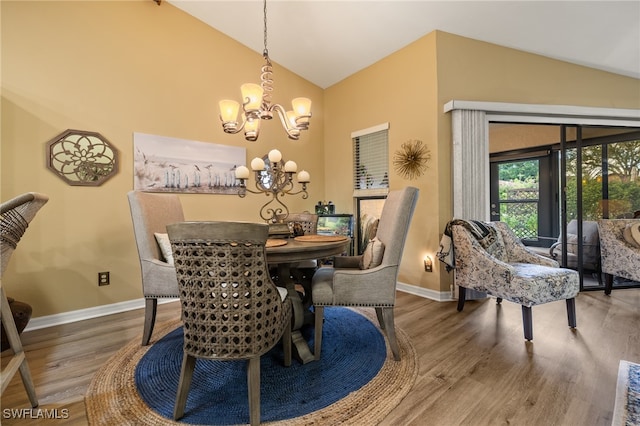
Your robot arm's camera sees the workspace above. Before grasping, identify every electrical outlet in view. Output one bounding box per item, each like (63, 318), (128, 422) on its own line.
(98, 271), (110, 286)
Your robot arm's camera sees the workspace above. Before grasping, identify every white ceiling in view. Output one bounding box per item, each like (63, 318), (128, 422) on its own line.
(167, 1), (640, 89)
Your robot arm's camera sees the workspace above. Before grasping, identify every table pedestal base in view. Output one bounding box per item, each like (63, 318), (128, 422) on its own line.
(266, 236), (350, 364)
(276, 263), (316, 364)
(291, 330), (314, 364)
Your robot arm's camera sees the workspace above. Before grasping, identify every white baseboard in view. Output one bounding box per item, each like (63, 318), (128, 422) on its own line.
(396, 282), (455, 302)
(24, 284), (452, 331)
(24, 297), (179, 332)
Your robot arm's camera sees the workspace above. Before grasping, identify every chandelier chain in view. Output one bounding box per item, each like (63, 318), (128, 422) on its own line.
(260, 0), (273, 108)
(217, 0), (312, 141)
(263, 0), (269, 58)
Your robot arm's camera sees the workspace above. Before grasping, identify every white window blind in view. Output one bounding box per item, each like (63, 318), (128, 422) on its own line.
(352, 123), (389, 197)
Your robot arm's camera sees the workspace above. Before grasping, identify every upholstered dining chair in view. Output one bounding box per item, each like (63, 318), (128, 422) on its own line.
(127, 191), (183, 345)
(1, 192), (49, 408)
(311, 186), (419, 361)
(597, 219), (640, 295)
(450, 220), (580, 341)
(166, 221), (292, 425)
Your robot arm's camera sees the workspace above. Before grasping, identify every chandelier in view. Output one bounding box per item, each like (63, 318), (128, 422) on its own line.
(234, 149), (310, 223)
(219, 0), (312, 142)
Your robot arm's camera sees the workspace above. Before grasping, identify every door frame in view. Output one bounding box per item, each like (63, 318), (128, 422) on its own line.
(445, 101), (640, 291)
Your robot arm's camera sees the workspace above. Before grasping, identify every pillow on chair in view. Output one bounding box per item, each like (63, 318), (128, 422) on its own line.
(360, 237), (384, 269)
(623, 223), (640, 249)
(154, 233), (174, 265)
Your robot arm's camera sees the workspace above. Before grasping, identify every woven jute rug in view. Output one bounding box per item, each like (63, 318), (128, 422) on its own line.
(85, 308), (417, 425)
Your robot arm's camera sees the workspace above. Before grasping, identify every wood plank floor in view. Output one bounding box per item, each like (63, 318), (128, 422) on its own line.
(2, 289), (639, 425)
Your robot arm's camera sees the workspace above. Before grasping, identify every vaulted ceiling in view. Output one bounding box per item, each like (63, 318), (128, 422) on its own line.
(167, 1), (640, 89)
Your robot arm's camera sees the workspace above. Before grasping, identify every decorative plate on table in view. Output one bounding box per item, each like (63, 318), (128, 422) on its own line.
(266, 239), (288, 248)
(294, 235), (348, 243)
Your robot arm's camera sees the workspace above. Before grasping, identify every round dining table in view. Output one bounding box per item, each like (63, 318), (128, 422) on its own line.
(266, 235), (351, 364)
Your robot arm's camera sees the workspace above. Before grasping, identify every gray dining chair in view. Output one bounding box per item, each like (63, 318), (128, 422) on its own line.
(311, 187), (419, 361)
(167, 221), (292, 425)
(127, 191), (182, 345)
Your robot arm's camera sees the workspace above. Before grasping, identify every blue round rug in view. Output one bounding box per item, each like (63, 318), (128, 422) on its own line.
(135, 308), (385, 424)
(85, 307), (417, 425)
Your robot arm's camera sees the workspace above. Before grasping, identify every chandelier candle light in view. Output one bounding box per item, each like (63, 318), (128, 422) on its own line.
(219, 0), (312, 142)
(235, 149), (310, 223)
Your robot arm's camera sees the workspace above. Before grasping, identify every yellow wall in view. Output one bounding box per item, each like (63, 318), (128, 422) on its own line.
(3, 3), (640, 318)
(489, 124), (566, 153)
(1, 0), (324, 316)
(435, 31), (640, 108)
(324, 34), (439, 292)
(326, 30), (640, 293)
(489, 125), (639, 153)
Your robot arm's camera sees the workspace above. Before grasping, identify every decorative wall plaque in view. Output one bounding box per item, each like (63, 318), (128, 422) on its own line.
(46, 129), (118, 186)
(393, 139), (431, 180)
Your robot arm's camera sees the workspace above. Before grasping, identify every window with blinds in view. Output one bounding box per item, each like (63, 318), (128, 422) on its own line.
(352, 123), (389, 197)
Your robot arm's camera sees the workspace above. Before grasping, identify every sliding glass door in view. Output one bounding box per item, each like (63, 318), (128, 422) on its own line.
(563, 127), (640, 289)
(490, 124), (640, 291)
(489, 155), (555, 244)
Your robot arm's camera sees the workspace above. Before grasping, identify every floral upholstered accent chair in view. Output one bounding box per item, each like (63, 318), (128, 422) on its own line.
(597, 219), (640, 295)
(451, 220), (580, 341)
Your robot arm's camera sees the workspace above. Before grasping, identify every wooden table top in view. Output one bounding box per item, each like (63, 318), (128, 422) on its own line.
(265, 236), (351, 264)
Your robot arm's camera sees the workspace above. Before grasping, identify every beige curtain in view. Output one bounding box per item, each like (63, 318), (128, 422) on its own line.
(451, 109), (490, 221)
(451, 109), (489, 300)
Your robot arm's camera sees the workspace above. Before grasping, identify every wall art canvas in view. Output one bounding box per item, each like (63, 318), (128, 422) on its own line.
(133, 133), (246, 194)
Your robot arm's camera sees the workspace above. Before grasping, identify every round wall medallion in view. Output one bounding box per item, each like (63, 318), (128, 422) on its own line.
(46, 130), (118, 186)
(393, 139), (431, 180)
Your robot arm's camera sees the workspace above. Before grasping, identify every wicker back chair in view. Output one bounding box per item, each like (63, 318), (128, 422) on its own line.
(167, 221), (292, 425)
(1, 193), (49, 276)
(1, 192), (49, 407)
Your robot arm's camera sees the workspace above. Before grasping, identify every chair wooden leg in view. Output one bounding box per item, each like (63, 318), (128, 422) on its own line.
(173, 354), (196, 420)
(314, 306), (324, 361)
(522, 306), (533, 341)
(566, 298), (577, 328)
(604, 273), (614, 295)
(457, 286), (467, 312)
(381, 307), (401, 361)
(375, 307), (385, 330)
(142, 298), (158, 346)
(1, 287), (38, 407)
(247, 357), (260, 426)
